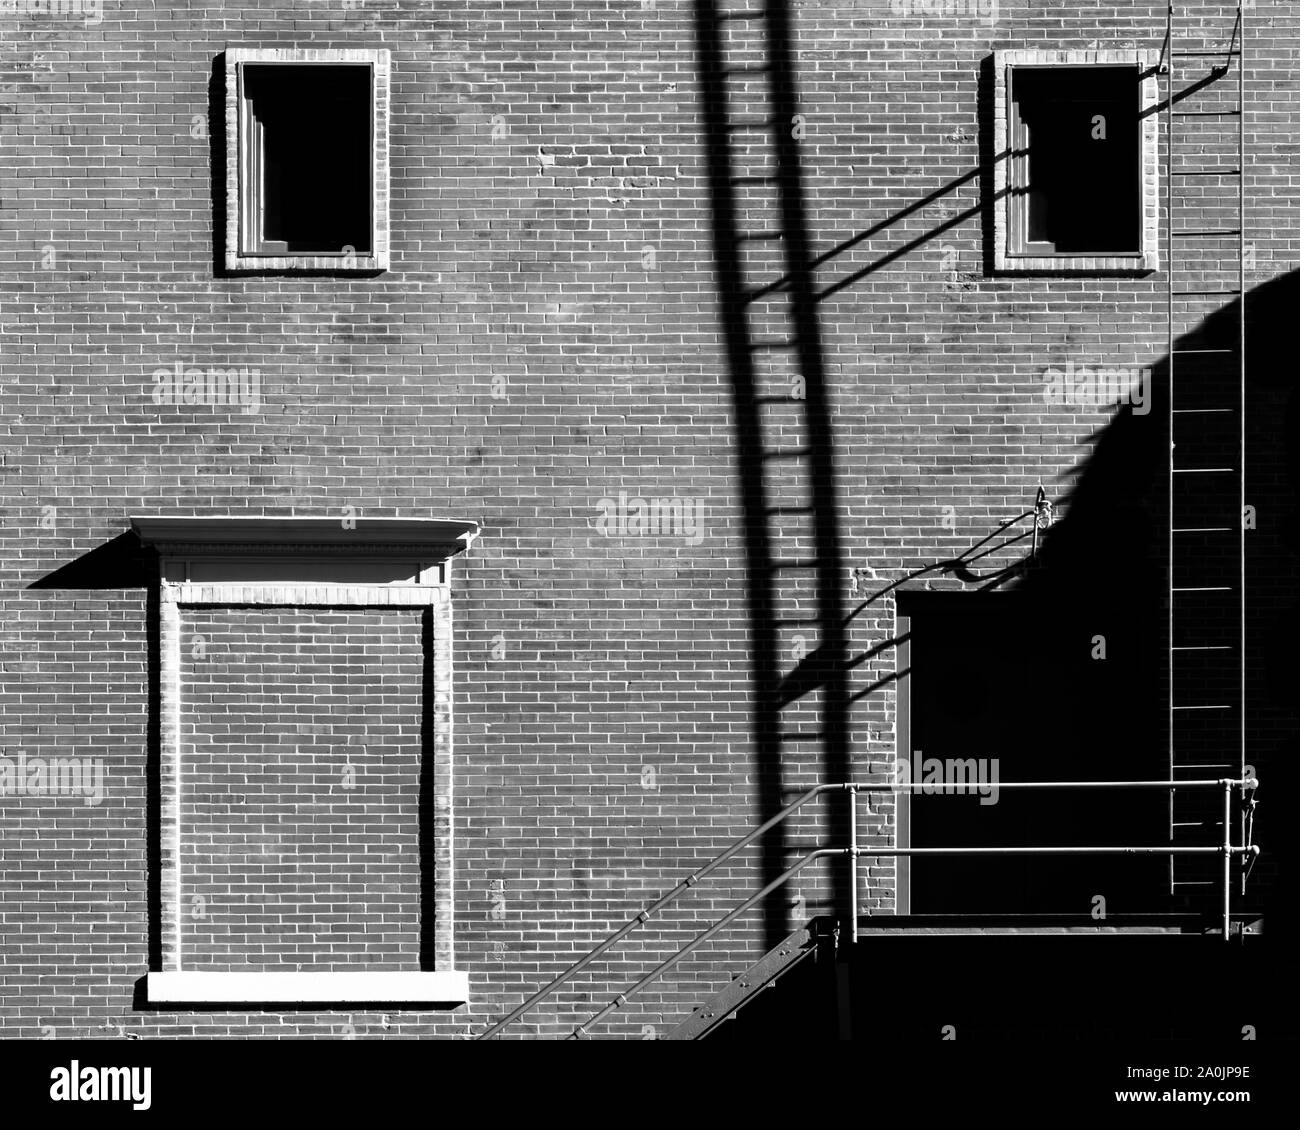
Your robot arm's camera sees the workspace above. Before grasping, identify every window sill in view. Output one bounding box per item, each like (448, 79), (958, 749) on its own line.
(224, 251), (388, 273)
(146, 971), (469, 1005)
(994, 250), (1158, 275)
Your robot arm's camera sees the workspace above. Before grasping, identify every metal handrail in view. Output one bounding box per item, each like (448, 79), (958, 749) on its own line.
(474, 781), (852, 1039)
(478, 776), (1259, 1039)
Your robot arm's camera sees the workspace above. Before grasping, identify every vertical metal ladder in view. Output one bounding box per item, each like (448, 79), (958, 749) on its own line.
(1162, 2), (1247, 910)
(695, 0), (851, 946)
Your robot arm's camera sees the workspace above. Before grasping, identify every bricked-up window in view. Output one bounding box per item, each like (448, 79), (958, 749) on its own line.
(992, 50), (1160, 273)
(132, 516), (478, 1007)
(225, 48), (390, 272)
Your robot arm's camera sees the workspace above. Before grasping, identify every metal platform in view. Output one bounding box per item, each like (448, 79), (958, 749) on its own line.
(855, 913), (1263, 937)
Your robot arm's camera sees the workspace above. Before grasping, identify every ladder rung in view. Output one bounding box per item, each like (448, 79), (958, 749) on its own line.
(1172, 348), (1235, 355)
(720, 10), (764, 20)
(1171, 51), (1242, 58)
(737, 231), (784, 242)
(1171, 466), (1235, 473)
(766, 506), (814, 516)
(768, 561), (819, 570)
(1173, 110), (1241, 116)
(1172, 289), (1242, 297)
(1172, 645), (1234, 651)
(1171, 704), (1233, 711)
(1172, 229), (1241, 237)
(763, 449), (810, 459)
(1173, 586), (1233, 592)
(1170, 168), (1242, 176)
(1171, 881), (1216, 888)
(1172, 527), (1234, 533)
(724, 64), (771, 75)
(1172, 407), (1234, 414)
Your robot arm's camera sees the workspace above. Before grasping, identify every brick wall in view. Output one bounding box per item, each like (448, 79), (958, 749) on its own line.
(180, 607), (424, 972)
(1, 0), (1296, 1038)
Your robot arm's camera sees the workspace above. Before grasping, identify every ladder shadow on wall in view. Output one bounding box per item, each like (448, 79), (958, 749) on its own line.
(693, 18), (1030, 946)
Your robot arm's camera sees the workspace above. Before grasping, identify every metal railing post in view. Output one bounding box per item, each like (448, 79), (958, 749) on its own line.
(849, 785), (858, 944)
(1223, 779), (1233, 941)
(1238, 0), (1249, 901)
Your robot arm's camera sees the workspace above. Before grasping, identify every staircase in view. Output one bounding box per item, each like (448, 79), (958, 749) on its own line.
(664, 919), (836, 1040)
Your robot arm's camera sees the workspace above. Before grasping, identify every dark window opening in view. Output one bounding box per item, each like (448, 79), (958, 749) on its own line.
(241, 64), (373, 256)
(1009, 66), (1142, 256)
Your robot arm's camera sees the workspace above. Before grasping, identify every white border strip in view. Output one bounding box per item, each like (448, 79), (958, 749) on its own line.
(160, 587), (183, 970)
(157, 578), (460, 999)
(147, 971), (469, 1005)
(224, 47), (391, 272)
(175, 583), (445, 607)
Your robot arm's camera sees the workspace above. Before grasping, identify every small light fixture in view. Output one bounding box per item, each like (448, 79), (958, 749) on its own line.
(1031, 486), (1054, 558)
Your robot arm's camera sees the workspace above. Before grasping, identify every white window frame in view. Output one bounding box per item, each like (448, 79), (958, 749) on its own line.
(993, 49), (1161, 274)
(224, 47), (391, 273)
(134, 517), (478, 1006)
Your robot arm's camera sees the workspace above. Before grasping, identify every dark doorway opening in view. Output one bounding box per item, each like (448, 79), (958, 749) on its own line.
(897, 589), (1164, 915)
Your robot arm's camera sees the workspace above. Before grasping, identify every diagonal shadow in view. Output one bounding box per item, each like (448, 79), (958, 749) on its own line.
(28, 533), (163, 972)
(752, 58), (1231, 304)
